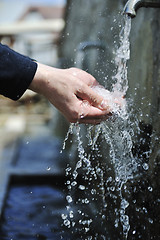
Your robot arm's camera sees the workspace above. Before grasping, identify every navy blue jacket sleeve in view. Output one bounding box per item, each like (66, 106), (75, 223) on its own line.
(0, 43), (37, 100)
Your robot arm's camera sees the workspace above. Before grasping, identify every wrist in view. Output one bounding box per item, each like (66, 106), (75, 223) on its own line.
(28, 63), (51, 95)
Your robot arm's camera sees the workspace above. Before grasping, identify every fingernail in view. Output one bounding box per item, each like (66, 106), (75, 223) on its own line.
(100, 100), (109, 110)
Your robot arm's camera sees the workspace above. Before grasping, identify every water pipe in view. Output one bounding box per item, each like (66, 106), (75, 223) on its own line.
(123, 0), (160, 18)
(75, 41), (106, 70)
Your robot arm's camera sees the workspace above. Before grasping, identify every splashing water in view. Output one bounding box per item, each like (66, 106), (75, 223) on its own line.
(62, 16), (138, 239)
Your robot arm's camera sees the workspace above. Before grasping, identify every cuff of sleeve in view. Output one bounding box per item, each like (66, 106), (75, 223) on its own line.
(0, 44), (38, 100)
(13, 59), (38, 101)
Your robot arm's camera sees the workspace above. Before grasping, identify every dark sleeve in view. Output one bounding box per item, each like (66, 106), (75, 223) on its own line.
(0, 43), (38, 100)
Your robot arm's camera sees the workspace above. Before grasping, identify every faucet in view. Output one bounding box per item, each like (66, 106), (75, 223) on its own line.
(123, 0), (160, 18)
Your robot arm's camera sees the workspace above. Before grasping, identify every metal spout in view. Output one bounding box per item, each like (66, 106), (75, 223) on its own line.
(123, 0), (160, 18)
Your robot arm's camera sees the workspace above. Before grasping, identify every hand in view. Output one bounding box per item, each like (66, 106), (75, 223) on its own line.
(29, 63), (111, 124)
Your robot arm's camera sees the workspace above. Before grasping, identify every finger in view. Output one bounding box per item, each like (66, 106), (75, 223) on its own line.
(69, 68), (98, 87)
(78, 112), (111, 124)
(76, 85), (110, 111)
(78, 119), (103, 125)
(78, 101), (112, 120)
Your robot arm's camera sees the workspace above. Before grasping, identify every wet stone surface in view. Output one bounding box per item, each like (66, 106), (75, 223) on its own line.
(0, 134), (70, 240)
(0, 184), (72, 240)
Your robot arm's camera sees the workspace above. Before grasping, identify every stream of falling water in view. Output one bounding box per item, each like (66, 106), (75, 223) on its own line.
(61, 16), (138, 240)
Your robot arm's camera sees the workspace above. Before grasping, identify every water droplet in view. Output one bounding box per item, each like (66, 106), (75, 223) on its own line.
(71, 181), (77, 186)
(148, 186), (153, 192)
(69, 211), (74, 218)
(85, 227), (90, 232)
(85, 198), (89, 204)
(61, 214), (67, 220)
(142, 163), (149, 170)
(142, 207), (148, 213)
(66, 195), (73, 203)
(115, 219), (119, 228)
(96, 168), (102, 174)
(64, 219), (70, 227)
(76, 160), (82, 169)
(82, 198), (89, 204)
(148, 218), (153, 224)
(115, 176), (120, 182)
(79, 185), (85, 190)
(120, 214), (129, 225)
(91, 189), (96, 194)
(110, 186), (115, 192)
(72, 221), (75, 227)
(108, 176), (113, 182)
(73, 170), (78, 179)
(132, 230), (136, 235)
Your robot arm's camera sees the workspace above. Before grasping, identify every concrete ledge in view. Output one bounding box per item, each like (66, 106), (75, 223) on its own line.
(0, 136), (67, 218)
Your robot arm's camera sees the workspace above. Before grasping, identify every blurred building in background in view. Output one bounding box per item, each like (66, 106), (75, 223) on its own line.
(0, 0), (65, 65)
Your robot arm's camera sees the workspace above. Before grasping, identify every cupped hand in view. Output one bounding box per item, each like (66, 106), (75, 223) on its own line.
(29, 63), (112, 124)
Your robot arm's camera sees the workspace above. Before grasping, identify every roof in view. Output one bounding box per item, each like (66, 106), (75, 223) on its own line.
(0, 0), (66, 24)
(19, 6), (65, 20)
(0, 3), (66, 37)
